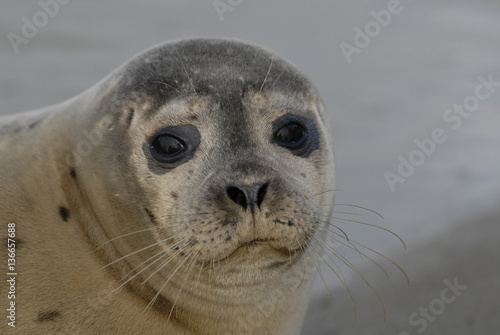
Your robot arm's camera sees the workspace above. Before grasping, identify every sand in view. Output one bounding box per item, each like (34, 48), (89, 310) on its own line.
(303, 208), (500, 334)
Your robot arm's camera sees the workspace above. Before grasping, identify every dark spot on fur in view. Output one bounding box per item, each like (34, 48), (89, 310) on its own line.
(59, 207), (70, 222)
(37, 310), (61, 322)
(189, 237), (198, 246)
(145, 208), (158, 225)
(222, 218), (238, 227)
(224, 235), (232, 242)
(70, 168), (77, 179)
(188, 170), (194, 175)
(273, 219), (288, 225)
(29, 120), (41, 129)
(265, 212), (271, 218)
(287, 220), (293, 226)
(300, 173), (306, 178)
(189, 115), (198, 120)
(171, 192), (178, 199)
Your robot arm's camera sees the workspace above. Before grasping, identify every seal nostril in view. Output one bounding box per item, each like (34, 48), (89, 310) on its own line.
(226, 186), (247, 209)
(226, 182), (269, 211)
(256, 182), (268, 208)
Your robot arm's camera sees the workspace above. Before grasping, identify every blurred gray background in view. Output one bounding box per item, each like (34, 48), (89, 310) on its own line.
(1, 1), (499, 334)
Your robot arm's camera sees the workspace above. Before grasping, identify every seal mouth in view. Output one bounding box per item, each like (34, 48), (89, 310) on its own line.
(223, 238), (306, 262)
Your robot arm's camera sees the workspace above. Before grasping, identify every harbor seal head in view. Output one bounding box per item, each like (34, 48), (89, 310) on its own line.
(0, 38), (335, 334)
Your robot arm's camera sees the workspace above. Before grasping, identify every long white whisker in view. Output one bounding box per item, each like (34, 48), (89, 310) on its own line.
(96, 227), (158, 250)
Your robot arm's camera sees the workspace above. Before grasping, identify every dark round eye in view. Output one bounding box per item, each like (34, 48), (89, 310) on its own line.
(274, 123), (307, 148)
(271, 113), (319, 158)
(151, 135), (187, 163)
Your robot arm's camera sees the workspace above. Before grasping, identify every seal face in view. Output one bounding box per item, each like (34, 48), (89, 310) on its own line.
(0, 38), (335, 335)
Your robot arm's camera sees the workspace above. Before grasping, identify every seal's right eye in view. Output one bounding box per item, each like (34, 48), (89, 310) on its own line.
(146, 124), (201, 170)
(151, 135), (187, 161)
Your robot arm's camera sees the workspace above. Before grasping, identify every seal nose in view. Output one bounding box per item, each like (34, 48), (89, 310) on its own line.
(226, 182), (268, 210)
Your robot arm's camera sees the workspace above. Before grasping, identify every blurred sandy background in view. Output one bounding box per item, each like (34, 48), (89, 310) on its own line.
(1, 1), (499, 334)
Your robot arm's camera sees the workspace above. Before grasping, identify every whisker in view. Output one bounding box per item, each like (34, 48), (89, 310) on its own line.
(329, 216), (406, 249)
(119, 246), (172, 284)
(159, 211), (217, 218)
(174, 49), (196, 94)
(260, 56), (274, 92)
(151, 80), (182, 95)
(306, 189), (342, 199)
(271, 69), (285, 89)
(349, 240), (410, 287)
(311, 238), (357, 320)
(315, 223), (362, 258)
(104, 249), (171, 301)
(323, 233), (389, 279)
(333, 204), (384, 219)
(140, 237), (190, 285)
(317, 219), (350, 242)
(142, 250), (193, 317)
(95, 227), (158, 250)
(302, 241), (334, 317)
(320, 237), (387, 321)
(168, 253), (199, 321)
(98, 239), (166, 271)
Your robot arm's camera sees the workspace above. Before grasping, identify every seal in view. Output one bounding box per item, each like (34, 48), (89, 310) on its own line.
(0, 38), (335, 334)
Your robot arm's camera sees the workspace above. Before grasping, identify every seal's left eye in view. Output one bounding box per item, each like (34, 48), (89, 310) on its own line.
(274, 123), (307, 148)
(271, 113), (319, 158)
